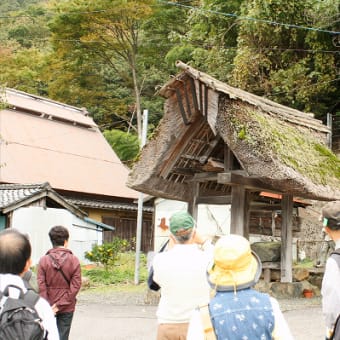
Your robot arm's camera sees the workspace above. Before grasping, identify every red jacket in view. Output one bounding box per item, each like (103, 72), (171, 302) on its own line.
(37, 247), (82, 313)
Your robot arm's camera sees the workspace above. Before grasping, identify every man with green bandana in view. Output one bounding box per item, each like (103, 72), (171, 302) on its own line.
(152, 210), (213, 340)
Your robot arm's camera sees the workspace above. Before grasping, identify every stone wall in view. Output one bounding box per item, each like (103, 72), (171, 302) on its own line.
(249, 200), (332, 263)
(296, 201), (328, 261)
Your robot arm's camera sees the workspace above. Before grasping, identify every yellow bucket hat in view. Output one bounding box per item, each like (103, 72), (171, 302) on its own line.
(207, 234), (262, 291)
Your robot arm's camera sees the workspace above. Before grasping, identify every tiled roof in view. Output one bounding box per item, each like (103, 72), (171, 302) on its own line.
(0, 182), (86, 218)
(66, 197), (154, 213)
(0, 183), (49, 209)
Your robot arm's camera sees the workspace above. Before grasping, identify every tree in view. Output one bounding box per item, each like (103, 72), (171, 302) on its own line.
(0, 1), (51, 95)
(103, 129), (139, 167)
(49, 0), (155, 143)
(160, 0), (242, 81)
(230, 0), (339, 118)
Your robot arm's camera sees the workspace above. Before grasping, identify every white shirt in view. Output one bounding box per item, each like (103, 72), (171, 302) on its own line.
(0, 273), (59, 340)
(321, 239), (340, 336)
(187, 296), (294, 340)
(153, 243), (213, 324)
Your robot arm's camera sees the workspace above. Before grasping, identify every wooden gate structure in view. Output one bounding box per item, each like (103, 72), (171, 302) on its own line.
(127, 61), (340, 283)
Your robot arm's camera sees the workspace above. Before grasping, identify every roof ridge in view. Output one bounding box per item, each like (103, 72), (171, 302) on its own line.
(0, 182), (49, 190)
(4, 88), (88, 115)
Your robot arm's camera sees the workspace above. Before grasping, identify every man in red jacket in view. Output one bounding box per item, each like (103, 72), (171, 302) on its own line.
(38, 225), (82, 340)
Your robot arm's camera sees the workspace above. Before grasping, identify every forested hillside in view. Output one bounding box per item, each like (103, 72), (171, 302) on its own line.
(0, 0), (339, 163)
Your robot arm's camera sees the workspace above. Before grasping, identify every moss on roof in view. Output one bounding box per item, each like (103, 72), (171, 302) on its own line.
(229, 105), (339, 186)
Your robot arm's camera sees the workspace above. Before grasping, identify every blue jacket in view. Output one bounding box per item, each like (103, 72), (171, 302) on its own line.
(209, 288), (274, 340)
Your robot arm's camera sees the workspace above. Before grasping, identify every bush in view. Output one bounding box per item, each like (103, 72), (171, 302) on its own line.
(82, 251), (148, 286)
(84, 238), (130, 271)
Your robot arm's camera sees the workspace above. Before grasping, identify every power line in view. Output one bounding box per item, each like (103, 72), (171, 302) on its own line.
(4, 140), (124, 165)
(157, 0), (340, 35)
(0, 1), (339, 35)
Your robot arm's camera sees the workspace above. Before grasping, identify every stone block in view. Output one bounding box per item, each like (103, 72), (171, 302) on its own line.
(270, 282), (303, 298)
(293, 268), (310, 282)
(251, 242), (281, 262)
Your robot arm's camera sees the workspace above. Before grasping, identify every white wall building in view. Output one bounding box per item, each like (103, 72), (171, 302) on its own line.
(12, 206), (104, 265)
(153, 198), (231, 251)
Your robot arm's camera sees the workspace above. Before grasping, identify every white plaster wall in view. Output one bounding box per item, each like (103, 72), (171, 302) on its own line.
(153, 198), (230, 251)
(11, 207), (102, 265)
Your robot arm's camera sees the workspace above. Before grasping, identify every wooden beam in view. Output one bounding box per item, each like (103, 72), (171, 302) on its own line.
(198, 137), (221, 164)
(244, 191), (251, 239)
(189, 77), (199, 114)
(204, 84), (208, 119)
(280, 194), (293, 283)
(230, 185), (246, 235)
(199, 81), (203, 115)
(190, 173), (218, 182)
(196, 195), (232, 205)
(217, 172), (281, 193)
(175, 88), (190, 125)
(172, 167), (196, 176)
(188, 182), (199, 221)
(159, 119), (207, 178)
(224, 144), (233, 170)
(184, 84), (193, 119)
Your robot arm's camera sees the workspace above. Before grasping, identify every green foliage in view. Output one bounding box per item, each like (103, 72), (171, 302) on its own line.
(85, 238), (130, 271)
(230, 0), (339, 118)
(294, 258), (314, 268)
(82, 251), (147, 285)
(103, 129), (140, 166)
(0, 0), (338, 136)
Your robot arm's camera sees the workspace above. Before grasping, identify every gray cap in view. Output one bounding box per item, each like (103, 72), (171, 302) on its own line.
(322, 201), (340, 230)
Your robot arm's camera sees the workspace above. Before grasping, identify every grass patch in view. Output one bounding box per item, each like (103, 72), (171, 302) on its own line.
(293, 258), (314, 268)
(81, 251), (148, 287)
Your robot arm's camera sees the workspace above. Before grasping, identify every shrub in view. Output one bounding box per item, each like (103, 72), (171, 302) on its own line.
(84, 238), (130, 271)
(82, 251), (148, 286)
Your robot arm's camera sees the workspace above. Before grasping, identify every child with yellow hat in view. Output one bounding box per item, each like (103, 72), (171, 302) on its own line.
(187, 234), (293, 340)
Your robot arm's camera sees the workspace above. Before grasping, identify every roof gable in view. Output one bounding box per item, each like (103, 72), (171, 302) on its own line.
(0, 182), (86, 217)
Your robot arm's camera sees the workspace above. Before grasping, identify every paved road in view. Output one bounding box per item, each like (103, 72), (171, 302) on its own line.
(69, 295), (324, 340)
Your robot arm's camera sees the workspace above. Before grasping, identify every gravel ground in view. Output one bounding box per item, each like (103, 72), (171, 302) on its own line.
(77, 285), (322, 310)
(72, 287), (324, 340)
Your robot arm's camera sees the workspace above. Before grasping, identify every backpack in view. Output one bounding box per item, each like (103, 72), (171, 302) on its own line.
(329, 249), (340, 340)
(0, 284), (47, 340)
(147, 240), (169, 291)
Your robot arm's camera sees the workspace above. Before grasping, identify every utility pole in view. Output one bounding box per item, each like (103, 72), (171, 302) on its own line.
(134, 109), (148, 284)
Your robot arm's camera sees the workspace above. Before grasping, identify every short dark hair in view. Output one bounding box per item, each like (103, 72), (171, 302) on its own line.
(49, 225), (69, 247)
(173, 229), (194, 244)
(0, 228), (31, 275)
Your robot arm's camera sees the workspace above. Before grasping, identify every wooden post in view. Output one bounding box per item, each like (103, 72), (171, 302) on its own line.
(230, 185), (246, 235)
(281, 194), (293, 282)
(188, 182), (199, 221)
(243, 191), (251, 239)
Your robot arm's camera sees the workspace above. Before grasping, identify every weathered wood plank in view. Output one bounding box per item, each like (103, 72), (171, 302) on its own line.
(230, 185), (246, 235)
(217, 172), (279, 193)
(196, 195), (232, 204)
(281, 194), (293, 282)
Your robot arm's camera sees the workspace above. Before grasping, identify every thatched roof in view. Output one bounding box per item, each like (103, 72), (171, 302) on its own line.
(127, 61), (340, 202)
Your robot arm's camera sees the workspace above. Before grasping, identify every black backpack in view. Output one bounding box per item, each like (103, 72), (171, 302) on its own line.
(0, 284), (47, 340)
